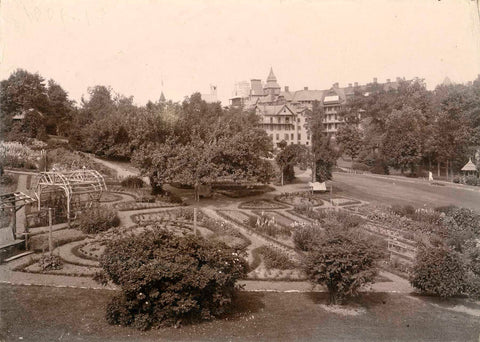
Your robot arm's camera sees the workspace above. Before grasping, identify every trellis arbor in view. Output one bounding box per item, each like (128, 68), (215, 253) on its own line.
(34, 169), (107, 225)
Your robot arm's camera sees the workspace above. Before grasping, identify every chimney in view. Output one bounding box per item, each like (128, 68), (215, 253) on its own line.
(373, 77), (378, 83)
(396, 77), (401, 82)
(333, 82), (339, 88)
(285, 86), (289, 92)
(304, 86), (309, 90)
(354, 82), (358, 87)
(348, 83), (352, 87)
(386, 78), (391, 83)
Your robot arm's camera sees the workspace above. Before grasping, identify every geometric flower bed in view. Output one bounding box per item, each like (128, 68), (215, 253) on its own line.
(275, 192), (323, 207)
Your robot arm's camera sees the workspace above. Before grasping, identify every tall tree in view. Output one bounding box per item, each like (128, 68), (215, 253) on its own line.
(335, 124), (363, 163)
(382, 106), (426, 173)
(307, 101), (339, 182)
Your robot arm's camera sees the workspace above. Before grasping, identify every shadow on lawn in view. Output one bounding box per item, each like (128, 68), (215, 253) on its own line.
(218, 291), (266, 321)
(306, 292), (391, 308)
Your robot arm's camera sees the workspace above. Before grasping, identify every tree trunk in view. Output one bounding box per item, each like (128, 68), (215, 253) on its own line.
(446, 160), (449, 180)
(437, 161), (440, 178)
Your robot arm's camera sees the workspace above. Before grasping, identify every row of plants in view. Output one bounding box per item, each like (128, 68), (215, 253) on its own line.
(255, 245), (297, 270)
(0, 140), (40, 169)
(244, 212), (293, 239)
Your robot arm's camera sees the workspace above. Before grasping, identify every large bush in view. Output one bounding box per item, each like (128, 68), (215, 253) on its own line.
(410, 245), (467, 298)
(97, 229), (248, 330)
(76, 206), (120, 234)
(303, 224), (384, 304)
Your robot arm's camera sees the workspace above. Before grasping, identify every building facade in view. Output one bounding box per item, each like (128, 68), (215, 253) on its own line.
(231, 68), (404, 147)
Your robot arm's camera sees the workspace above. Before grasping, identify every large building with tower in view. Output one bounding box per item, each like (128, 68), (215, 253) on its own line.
(230, 68), (405, 148)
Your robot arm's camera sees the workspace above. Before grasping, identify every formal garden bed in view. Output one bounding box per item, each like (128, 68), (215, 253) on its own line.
(114, 200), (180, 211)
(238, 199), (288, 210)
(331, 197), (362, 207)
(275, 192), (324, 207)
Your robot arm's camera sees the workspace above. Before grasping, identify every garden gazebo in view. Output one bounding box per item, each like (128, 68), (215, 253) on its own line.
(461, 158), (478, 177)
(34, 169), (107, 225)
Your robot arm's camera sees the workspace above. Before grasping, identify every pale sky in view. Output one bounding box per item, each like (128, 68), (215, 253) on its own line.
(1, 0), (479, 106)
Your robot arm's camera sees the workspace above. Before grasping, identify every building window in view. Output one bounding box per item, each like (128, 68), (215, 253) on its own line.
(285, 117), (289, 123)
(297, 118), (300, 123)
(291, 133), (294, 140)
(306, 141), (309, 145)
(298, 133), (301, 140)
(276, 133), (279, 140)
(277, 117), (281, 123)
(270, 117), (273, 123)
(269, 134), (273, 140)
(307, 135), (310, 140)
(285, 133), (289, 140)
(297, 125), (300, 131)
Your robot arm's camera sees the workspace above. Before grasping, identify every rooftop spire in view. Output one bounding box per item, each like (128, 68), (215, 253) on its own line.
(267, 67), (277, 82)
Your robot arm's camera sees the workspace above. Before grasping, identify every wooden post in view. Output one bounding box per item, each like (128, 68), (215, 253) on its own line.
(193, 207), (197, 235)
(312, 161), (316, 182)
(11, 200), (17, 240)
(48, 208), (53, 255)
(330, 184), (333, 205)
(281, 169), (284, 186)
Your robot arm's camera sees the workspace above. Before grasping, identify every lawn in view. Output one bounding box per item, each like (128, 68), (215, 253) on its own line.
(1, 284), (478, 342)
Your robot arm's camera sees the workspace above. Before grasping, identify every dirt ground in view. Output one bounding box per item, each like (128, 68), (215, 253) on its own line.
(1, 284), (479, 342)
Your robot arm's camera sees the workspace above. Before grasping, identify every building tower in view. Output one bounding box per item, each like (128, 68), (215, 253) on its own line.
(263, 67), (281, 96)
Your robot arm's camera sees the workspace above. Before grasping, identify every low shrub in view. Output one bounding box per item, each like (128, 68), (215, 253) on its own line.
(351, 162), (370, 172)
(293, 224), (321, 251)
(391, 204), (416, 217)
(39, 254), (63, 271)
(258, 245), (296, 270)
(410, 244), (467, 298)
(121, 176), (145, 189)
(167, 191), (183, 204)
(76, 206), (120, 234)
(453, 177), (461, 184)
(465, 176), (479, 186)
(97, 229), (248, 330)
(0, 173), (16, 186)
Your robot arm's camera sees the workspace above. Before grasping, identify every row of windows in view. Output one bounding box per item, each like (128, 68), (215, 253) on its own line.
(268, 117), (303, 124)
(325, 106), (342, 113)
(269, 133), (311, 141)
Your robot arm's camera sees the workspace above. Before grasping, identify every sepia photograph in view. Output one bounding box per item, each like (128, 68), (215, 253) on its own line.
(1, 0), (480, 341)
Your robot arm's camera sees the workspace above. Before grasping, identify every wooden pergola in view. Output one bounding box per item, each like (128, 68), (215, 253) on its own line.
(0, 192), (36, 239)
(34, 169), (107, 225)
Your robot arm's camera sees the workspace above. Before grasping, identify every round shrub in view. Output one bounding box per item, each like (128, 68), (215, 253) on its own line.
(98, 229), (248, 330)
(410, 245), (467, 298)
(76, 206), (120, 234)
(303, 225), (384, 304)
